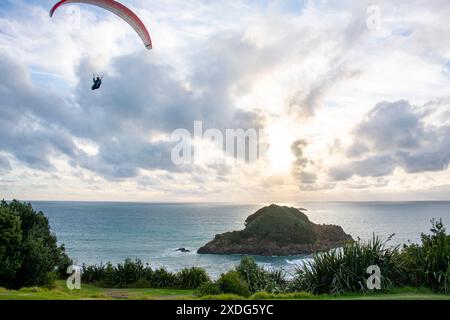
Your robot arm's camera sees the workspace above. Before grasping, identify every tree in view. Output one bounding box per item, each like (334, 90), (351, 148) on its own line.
(0, 200), (72, 289)
(0, 206), (22, 287)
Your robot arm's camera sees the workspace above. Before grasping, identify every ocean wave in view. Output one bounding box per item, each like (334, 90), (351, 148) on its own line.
(286, 258), (310, 265)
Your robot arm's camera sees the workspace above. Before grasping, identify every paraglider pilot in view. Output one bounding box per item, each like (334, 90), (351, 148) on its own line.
(92, 75), (102, 90)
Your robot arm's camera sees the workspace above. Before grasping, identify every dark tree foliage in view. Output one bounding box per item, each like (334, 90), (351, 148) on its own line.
(0, 200), (72, 289)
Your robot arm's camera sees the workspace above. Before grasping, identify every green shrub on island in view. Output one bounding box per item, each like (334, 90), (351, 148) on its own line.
(199, 205), (353, 256)
(0, 200), (72, 290)
(243, 205), (318, 245)
(401, 219), (449, 293)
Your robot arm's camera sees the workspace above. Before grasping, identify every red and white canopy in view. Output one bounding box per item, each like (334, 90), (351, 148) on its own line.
(50, 0), (152, 50)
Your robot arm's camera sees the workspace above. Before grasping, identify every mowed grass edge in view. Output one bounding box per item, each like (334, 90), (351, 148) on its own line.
(0, 281), (448, 300)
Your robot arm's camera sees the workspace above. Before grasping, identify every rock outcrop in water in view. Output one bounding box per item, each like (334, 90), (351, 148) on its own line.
(198, 204), (353, 256)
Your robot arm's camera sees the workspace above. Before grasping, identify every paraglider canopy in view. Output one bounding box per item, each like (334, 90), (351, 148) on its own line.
(50, 0), (152, 50)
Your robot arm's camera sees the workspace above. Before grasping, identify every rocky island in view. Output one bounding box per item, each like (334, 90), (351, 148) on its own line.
(198, 204), (353, 256)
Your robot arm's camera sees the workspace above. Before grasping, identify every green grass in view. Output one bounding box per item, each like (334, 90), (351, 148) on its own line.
(244, 288), (449, 300)
(0, 281), (448, 300)
(0, 280), (194, 300)
(334, 287), (450, 300)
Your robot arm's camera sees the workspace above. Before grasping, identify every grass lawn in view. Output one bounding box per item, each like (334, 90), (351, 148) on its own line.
(0, 281), (448, 300)
(0, 280), (194, 300)
(332, 287), (450, 300)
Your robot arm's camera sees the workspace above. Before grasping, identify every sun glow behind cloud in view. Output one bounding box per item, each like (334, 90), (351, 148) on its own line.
(266, 119), (296, 174)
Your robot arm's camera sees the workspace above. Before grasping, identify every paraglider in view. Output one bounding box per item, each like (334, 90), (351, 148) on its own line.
(92, 75), (103, 90)
(49, 0), (152, 49)
(50, 0), (153, 90)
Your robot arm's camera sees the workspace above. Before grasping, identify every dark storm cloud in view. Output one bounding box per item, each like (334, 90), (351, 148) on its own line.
(329, 100), (450, 181)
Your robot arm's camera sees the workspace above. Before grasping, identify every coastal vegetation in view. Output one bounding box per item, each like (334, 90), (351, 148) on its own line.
(0, 200), (71, 290)
(73, 221), (449, 296)
(401, 219), (449, 293)
(198, 204), (353, 256)
(81, 261), (209, 290)
(0, 201), (448, 299)
(293, 235), (405, 294)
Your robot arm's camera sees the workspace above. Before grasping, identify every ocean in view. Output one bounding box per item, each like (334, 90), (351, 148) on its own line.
(31, 201), (450, 278)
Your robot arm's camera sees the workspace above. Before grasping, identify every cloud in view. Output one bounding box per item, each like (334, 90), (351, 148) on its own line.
(330, 155), (397, 181)
(299, 171), (317, 184)
(75, 138), (180, 180)
(0, 155), (11, 173)
(290, 139), (318, 186)
(0, 28), (268, 180)
(291, 139), (309, 170)
(350, 100), (426, 155)
(2, 0), (450, 201)
(287, 59), (360, 119)
(330, 100), (450, 181)
(283, 1), (367, 119)
(0, 54), (80, 170)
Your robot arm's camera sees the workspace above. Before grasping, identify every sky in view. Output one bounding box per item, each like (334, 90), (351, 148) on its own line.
(1, 0), (450, 202)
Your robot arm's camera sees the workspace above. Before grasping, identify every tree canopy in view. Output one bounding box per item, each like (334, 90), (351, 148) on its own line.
(0, 200), (72, 289)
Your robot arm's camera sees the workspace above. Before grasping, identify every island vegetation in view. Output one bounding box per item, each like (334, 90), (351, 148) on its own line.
(198, 204), (353, 256)
(0, 200), (448, 300)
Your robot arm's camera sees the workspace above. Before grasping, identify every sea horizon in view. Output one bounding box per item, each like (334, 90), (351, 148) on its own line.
(11, 199), (450, 204)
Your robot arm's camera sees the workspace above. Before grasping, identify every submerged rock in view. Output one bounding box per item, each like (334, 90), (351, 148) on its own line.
(198, 204), (353, 256)
(176, 248), (191, 253)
